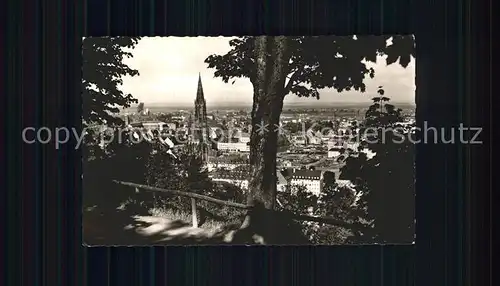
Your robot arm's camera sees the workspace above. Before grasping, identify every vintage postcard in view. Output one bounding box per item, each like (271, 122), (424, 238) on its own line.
(82, 36), (415, 245)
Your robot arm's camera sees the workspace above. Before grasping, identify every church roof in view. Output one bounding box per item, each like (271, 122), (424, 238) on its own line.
(276, 171), (288, 185)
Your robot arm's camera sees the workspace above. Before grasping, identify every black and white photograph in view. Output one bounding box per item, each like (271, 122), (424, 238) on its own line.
(82, 36), (416, 245)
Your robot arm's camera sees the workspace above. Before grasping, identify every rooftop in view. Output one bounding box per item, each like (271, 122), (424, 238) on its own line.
(206, 119), (219, 127)
(233, 131), (250, 137)
(336, 180), (354, 187)
(209, 156), (248, 164)
(211, 171), (249, 181)
(141, 121), (166, 125)
(290, 169), (322, 180)
(276, 171), (288, 185)
(328, 147), (343, 151)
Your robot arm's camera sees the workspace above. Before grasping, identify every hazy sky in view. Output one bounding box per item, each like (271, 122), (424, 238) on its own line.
(119, 37), (415, 107)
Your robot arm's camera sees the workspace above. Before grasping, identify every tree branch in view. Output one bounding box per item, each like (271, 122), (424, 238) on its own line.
(284, 70), (302, 96)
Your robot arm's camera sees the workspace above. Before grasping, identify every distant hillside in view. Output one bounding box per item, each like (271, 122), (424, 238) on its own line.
(121, 101), (415, 114)
(282, 101), (415, 109)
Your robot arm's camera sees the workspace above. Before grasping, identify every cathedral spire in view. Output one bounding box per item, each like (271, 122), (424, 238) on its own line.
(196, 73), (204, 102)
(193, 73), (209, 163)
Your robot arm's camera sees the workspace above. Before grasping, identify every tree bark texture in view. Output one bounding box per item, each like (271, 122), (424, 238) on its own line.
(247, 36), (290, 210)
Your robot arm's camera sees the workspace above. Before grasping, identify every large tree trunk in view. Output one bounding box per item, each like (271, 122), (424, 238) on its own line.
(247, 36), (290, 208)
(237, 36), (291, 243)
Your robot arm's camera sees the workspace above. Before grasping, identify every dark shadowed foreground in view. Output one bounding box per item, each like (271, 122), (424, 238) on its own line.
(84, 212), (237, 245)
(83, 204), (311, 245)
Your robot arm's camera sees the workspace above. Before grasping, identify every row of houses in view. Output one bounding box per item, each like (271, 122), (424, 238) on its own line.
(216, 142), (250, 152)
(126, 119), (253, 153)
(210, 167), (353, 197)
(290, 130), (359, 145)
(209, 169), (289, 193)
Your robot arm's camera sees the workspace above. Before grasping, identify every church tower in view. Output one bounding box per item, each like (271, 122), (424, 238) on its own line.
(193, 73), (209, 162)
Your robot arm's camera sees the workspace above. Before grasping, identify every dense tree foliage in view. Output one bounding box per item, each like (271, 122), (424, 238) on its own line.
(277, 185), (318, 216)
(206, 36), (414, 99)
(83, 128), (248, 227)
(313, 171), (366, 244)
(82, 37), (140, 127)
(340, 97), (415, 243)
(276, 172), (365, 244)
(83, 129), (152, 215)
(205, 36), (415, 214)
(364, 86), (405, 129)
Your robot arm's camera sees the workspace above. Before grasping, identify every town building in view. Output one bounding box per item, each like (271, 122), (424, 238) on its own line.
(141, 121), (167, 131)
(292, 135), (307, 145)
(208, 127), (219, 139)
(345, 141), (360, 151)
(171, 115), (186, 121)
(328, 147), (342, 158)
(327, 139), (344, 149)
(210, 171), (249, 190)
(306, 134), (322, 145)
(206, 162), (240, 172)
(288, 169), (323, 196)
(210, 169), (290, 193)
(276, 171), (288, 192)
(216, 142), (250, 152)
(206, 155), (249, 171)
(232, 131), (251, 143)
(164, 122), (177, 130)
(277, 159), (293, 168)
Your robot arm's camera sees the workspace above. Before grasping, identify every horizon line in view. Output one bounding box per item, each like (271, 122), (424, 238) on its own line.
(137, 100), (416, 105)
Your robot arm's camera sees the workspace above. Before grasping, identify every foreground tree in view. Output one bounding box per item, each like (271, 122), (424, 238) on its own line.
(206, 36), (415, 235)
(82, 37), (140, 127)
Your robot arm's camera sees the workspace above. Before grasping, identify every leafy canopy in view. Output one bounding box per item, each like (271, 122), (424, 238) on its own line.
(340, 97), (415, 243)
(275, 173), (366, 244)
(82, 37), (140, 127)
(205, 36), (415, 99)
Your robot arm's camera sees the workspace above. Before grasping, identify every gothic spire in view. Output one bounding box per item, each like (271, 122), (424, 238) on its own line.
(192, 73), (209, 163)
(196, 73), (205, 103)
